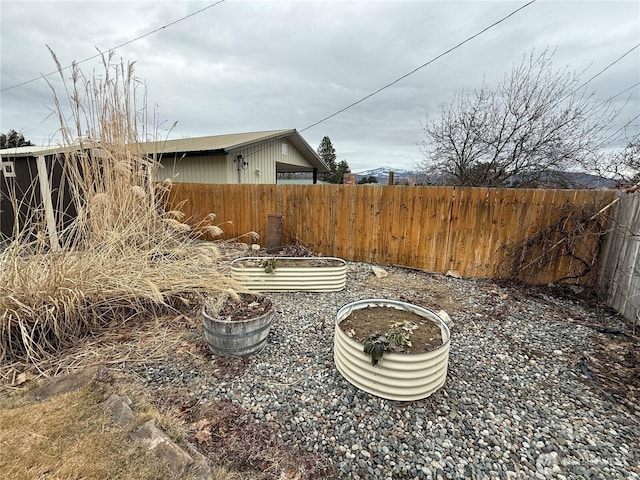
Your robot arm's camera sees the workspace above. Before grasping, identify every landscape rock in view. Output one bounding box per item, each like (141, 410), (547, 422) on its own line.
(28, 365), (110, 401)
(437, 309), (454, 328)
(445, 270), (462, 278)
(371, 266), (388, 278)
(101, 394), (135, 425)
(131, 420), (212, 480)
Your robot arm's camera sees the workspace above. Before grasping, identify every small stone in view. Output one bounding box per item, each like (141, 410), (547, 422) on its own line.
(437, 310), (454, 328)
(372, 266), (388, 278)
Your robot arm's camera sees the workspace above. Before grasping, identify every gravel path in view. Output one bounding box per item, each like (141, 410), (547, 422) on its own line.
(141, 261), (639, 479)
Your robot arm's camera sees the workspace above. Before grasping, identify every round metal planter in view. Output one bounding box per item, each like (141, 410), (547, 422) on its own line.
(202, 304), (275, 357)
(334, 299), (451, 401)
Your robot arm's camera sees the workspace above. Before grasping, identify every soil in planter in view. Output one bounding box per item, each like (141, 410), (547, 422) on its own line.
(217, 293), (273, 321)
(339, 306), (443, 353)
(236, 258), (344, 268)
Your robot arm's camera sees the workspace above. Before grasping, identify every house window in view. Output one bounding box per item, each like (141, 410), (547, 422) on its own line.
(2, 161), (16, 178)
(281, 142), (288, 155)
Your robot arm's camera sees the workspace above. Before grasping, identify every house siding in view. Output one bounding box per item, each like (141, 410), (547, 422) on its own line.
(148, 135), (320, 185)
(157, 153), (230, 183)
(230, 139), (311, 184)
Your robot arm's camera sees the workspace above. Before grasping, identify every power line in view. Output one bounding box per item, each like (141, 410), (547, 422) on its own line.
(595, 112), (640, 150)
(607, 81), (640, 101)
(299, 0), (537, 133)
(0, 0), (227, 93)
(561, 43), (640, 102)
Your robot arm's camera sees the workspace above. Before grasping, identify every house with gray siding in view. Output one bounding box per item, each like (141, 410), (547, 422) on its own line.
(143, 129), (328, 184)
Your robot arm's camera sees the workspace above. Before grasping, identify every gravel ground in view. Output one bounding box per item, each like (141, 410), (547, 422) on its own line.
(139, 260), (639, 480)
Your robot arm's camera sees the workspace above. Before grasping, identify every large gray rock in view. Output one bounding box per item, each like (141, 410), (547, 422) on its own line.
(101, 394), (135, 425)
(131, 420), (213, 480)
(28, 365), (110, 401)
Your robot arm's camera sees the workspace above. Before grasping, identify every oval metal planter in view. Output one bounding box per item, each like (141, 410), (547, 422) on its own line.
(202, 303), (275, 356)
(230, 257), (347, 292)
(334, 299), (451, 401)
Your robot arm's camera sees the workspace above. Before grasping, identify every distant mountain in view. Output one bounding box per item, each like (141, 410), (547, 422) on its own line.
(539, 171), (618, 189)
(356, 166), (413, 176)
(355, 166), (418, 184)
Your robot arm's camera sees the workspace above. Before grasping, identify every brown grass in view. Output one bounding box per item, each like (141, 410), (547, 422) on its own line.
(0, 385), (169, 480)
(0, 380), (247, 480)
(0, 51), (244, 369)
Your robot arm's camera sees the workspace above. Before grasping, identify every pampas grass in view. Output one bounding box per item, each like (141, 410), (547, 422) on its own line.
(0, 51), (240, 369)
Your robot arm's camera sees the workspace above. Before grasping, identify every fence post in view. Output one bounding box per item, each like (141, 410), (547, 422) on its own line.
(266, 213), (283, 249)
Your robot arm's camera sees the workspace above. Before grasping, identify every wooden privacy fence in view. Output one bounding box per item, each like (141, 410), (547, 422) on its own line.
(599, 193), (640, 325)
(167, 184), (616, 285)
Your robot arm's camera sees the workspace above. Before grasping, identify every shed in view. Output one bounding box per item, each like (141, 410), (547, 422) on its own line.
(143, 129), (328, 184)
(0, 145), (71, 245)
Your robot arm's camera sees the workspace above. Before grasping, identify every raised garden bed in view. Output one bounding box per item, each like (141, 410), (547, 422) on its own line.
(230, 256), (347, 292)
(334, 298), (451, 401)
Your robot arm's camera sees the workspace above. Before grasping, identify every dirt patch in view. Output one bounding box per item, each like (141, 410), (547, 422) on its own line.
(187, 399), (336, 479)
(339, 306), (443, 354)
(360, 272), (465, 313)
(580, 331), (640, 415)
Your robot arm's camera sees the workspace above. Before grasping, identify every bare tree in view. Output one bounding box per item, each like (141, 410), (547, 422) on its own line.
(418, 49), (622, 187)
(584, 134), (640, 189)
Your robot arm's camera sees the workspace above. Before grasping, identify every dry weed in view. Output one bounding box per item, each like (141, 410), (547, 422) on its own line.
(0, 51), (242, 372)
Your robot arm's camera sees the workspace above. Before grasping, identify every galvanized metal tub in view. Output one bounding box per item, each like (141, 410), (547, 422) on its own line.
(202, 303), (275, 356)
(334, 299), (451, 401)
(230, 257), (347, 292)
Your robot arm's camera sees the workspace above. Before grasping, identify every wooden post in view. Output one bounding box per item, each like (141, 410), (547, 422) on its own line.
(266, 213), (283, 249)
(36, 155), (61, 252)
(388, 172), (395, 185)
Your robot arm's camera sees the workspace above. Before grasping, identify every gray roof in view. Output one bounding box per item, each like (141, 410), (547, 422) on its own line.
(142, 129), (328, 172)
(0, 145), (68, 158)
(1, 129), (328, 173)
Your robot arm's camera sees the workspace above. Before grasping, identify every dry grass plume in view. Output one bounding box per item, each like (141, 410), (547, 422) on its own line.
(0, 51), (241, 374)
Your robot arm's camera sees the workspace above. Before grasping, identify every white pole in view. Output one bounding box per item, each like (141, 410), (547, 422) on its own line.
(36, 155), (61, 252)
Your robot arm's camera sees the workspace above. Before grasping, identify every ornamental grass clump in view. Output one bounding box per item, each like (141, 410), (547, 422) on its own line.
(0, 51), (243, 370)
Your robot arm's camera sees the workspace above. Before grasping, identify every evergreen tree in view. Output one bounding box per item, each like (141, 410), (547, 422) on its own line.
(317, 136), (337, 182)
(333, 160), (351, 184)
(316, 136), (353, 183)
(0, 130), (34, 149)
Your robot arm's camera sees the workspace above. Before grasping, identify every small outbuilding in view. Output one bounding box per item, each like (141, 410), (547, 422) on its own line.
(0, 145), (72, 243)
(143, 129), (328, 184)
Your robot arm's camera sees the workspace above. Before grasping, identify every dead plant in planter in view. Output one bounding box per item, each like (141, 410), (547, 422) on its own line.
(362, 320), (417, 366)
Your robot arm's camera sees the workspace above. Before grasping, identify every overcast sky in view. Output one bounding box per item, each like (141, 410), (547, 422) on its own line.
(1, 0), (639, 172)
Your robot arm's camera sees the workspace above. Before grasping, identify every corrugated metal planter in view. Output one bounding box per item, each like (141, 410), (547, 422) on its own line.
(202, 298), (275, 357)
(334, 299), (451, 401)
(230, 257), (347, 292)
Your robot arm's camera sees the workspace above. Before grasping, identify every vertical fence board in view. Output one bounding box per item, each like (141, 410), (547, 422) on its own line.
(353, 186), (381, 263)
(467, 188), (490, 277)
(394, 188), (410, 266)
(599, 193), (640, 324)
(405, 187), (424, 268)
